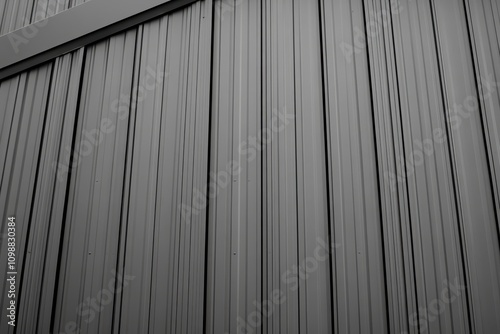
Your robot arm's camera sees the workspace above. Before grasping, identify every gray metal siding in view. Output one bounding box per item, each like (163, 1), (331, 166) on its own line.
(207, 0), (333, 333)
(0, 0), (500, 333)
(321, 0), (388, 331)
(0, 50), (85, 334)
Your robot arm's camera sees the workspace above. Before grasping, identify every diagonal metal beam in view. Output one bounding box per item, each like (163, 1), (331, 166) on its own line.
(0, 0), (199, 80)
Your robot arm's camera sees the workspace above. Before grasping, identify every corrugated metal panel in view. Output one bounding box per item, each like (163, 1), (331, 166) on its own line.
(1, 1), (213, 333)
(16, 50), (85, 334)
(0, 0), (89, 35)
(52, 31), (137, 334)
(320, 0), (388, 332)
(364, 0), (500, 333)
(53, 2), (212, 333)
(1, 61), (54, 334)
(206, 0), (331, 333)
(1, 0), (500, 333)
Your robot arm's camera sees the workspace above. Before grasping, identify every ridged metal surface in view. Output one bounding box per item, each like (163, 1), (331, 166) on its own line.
(206, 0), (332, 332)
(1, 0), (500, 333)
(1, 1), (213, 333)
(0, 0), (89, 35)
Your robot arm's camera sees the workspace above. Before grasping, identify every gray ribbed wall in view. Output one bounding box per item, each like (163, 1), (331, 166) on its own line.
(0, 0), (499, 333)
